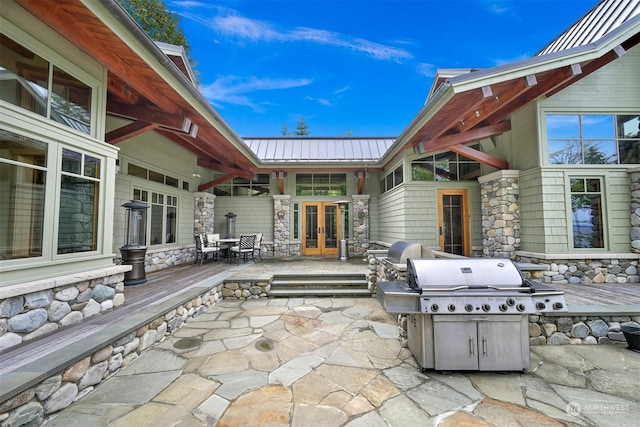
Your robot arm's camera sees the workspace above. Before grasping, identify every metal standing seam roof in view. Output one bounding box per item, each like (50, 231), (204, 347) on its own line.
(537, 0), (640, 55)
(242, 137), (396, 163)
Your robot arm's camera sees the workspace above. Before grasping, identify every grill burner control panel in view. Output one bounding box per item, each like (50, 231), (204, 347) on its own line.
(419, 294), (566, 314)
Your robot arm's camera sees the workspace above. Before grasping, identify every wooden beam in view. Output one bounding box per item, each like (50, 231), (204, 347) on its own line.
(277, 177), (284, 195)
(421, 121), (511, 153)
(448, 144), (509, 170)
(357, 172), (365, 194)
(107, 98), (187, 130)
(106, 121), (158, 144)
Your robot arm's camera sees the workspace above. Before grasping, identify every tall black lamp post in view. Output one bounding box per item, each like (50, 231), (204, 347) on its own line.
(120, 200), (149, 286)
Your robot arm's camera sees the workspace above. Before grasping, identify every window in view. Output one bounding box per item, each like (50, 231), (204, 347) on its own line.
(570, 178), (603, 249)
(293, 202), (299, 239)
(296, 173), (346, 196)
(0, 34), (92, 135)
(380, 165), (403, 193)
(547, 114), (640, 164)
(57, 148), (100, 254)
(0, 130), (47, 259)
(412, 144), (482, 181)
(134, 189), (177, 245)
(213, 174), (270, 196)
(127, 163), (185, 190)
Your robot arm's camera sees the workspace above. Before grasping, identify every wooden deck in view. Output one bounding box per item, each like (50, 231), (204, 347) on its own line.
(554, 281), (640, 306)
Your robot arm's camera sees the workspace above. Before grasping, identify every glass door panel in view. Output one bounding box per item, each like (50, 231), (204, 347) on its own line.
(302, 202), (340, 256)
(438, 190), (470, 256)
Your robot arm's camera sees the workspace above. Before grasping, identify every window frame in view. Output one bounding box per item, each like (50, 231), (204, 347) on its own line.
(567, 175), (606, 251)
(545, 113), (640, 166)
(133, 188), (179, 247)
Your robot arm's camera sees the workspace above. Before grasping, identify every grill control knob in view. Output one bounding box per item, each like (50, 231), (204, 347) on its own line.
(499, 304), (508, 312)
(481, 303), (491, 312)
(536, 302), (546, 310)
(447, 304), (456, 312)
(516, 303), (526, 312)
(464, 304), (474, 312)
(430, 304), (439, 312)
(553, 302), (564, 310)
(506, 298), (516, 306)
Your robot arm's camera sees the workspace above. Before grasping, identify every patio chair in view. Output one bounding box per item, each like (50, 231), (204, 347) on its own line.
(194, 234), (220, 265)
(230, 234), (256, 264)
(253, 233), (263, 260)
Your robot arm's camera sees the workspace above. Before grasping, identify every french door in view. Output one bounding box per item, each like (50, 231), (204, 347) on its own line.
(438, 190), (470, 256)
(302, 202), (340, 256)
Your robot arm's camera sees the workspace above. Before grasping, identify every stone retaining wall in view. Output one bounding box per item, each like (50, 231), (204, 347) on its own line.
(0, 267), (129, 353)
(528, 314), (640, 346)
(221, 280), (270, 299)
(515, 256), (640, 284)
(0, 285), (224, 426)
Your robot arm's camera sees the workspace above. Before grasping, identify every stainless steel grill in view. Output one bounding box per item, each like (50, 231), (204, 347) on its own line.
(377, 257), (567, 372)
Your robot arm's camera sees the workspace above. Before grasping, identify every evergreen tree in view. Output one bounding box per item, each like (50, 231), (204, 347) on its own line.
(281, 124), (289, 136)
(118, 0), (191, 56)
(295, 116), (310, 136)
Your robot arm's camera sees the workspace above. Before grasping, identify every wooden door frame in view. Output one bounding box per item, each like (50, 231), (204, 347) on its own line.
(302, 202), (341, 256)
(437, 189), (471, 256)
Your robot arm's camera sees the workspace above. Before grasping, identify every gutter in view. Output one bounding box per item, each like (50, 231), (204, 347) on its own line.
(97, 0), (260, 164)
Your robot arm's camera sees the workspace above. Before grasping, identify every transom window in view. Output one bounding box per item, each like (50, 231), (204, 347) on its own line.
(296, 173), (346, 196)
(127, 163), (181, 189)
(570, 177), (604, 249)
(547, 114), (640, 165)
(214, 174), (270, 196)
(412, 144), (482, 181)
(380, 165), (403, 193)
(0, 33), (93, 135)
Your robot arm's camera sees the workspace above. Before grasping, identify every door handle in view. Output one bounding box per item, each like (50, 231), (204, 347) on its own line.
(469, 337), (474, 356)
(482, 336), (487, 357)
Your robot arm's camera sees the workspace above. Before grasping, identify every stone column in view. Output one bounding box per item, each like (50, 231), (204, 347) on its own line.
(194, 192), (215, 236)
(351, 194), (370, 256)
(629, 167), (640, 253)
(273, 195), (291, 256)
(478, 170), (520, 259)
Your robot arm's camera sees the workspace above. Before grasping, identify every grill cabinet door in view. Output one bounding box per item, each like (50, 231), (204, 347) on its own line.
(478, 316), (529, 371)
(433, 316), (478, 371)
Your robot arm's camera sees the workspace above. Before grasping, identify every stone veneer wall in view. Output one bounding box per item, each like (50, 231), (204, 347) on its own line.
(0, 285), (224, 426)
(194, 192), (215, 235)
(273, 195), (298, 256)
(350, 195), (370, 257)
(0, 266), (129, 353)
(478, 170), (520, 259)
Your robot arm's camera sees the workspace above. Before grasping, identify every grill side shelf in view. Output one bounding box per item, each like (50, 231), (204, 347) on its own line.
(376, 281), (421, 314)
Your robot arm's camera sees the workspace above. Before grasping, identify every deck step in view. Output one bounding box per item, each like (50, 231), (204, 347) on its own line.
(269, 273), (370, 297)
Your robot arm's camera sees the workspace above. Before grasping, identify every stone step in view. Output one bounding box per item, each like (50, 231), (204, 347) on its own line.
(268, 288), (373, 297)
(268, 273), (370, 297)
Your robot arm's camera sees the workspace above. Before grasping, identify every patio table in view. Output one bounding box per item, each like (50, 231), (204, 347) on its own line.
(218, 238), (240, 263)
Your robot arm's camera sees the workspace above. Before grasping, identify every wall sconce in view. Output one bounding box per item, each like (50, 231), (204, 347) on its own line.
(277, 210), (286, 218)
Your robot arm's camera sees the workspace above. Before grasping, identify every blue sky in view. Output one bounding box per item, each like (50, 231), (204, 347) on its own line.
(169, 0), (594, 137)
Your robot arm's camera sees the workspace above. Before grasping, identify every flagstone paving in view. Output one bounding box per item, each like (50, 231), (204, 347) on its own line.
(43, 297), (640, 426)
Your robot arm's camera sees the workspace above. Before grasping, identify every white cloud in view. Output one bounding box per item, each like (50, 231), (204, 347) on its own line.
(333, 86), (350, 95)
(200, 75), (313, 111)
(304, 96), (332, 107)
(209, 13), (412, 62)
(417, 63), (437, 77)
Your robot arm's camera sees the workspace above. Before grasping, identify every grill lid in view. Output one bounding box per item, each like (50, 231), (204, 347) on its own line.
(387, 240), (434, 264)
(407, 258), (524, 291)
